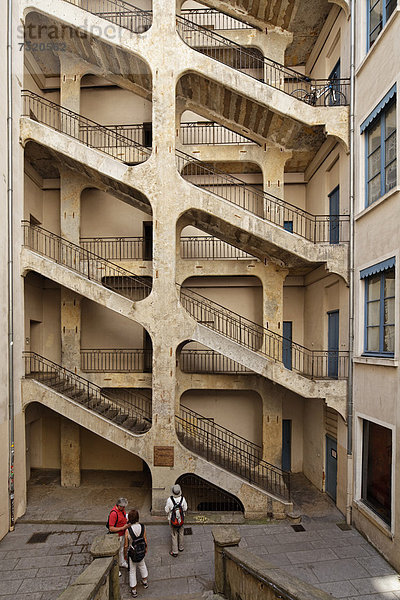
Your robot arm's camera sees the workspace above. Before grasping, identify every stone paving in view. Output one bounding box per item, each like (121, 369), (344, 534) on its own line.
(1, 517), (400, 600)
(1, 472), (399, 600)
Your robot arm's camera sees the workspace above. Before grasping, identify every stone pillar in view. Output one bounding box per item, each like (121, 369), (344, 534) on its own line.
(212, 526), (241, 595)
(61, 419), (81, 487)
(261, 384), (283, 466)
(61, 289), (81, 373)
(60, 171), (86, 372)
(90, 534), (121, 600)
(254, 262), (288, 336)
(259, 144), (292, 201)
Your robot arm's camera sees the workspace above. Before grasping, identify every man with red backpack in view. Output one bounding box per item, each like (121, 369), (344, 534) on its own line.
(165, 484), (187, 557)
(107, 497), (130, 570)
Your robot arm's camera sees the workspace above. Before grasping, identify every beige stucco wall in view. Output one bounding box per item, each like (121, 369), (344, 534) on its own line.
(181, 389), (263, 446)
(28, 406), (143, 472)
(81, 299), (146, 349)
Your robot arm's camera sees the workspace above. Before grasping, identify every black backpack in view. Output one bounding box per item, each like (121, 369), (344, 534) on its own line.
(106, 509), (118, 531)
(170, 496), (184, 528)
(127, 525), (146, 563)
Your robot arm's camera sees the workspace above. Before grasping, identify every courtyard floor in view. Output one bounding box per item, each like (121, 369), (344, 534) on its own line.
(0, 471), (399, 600)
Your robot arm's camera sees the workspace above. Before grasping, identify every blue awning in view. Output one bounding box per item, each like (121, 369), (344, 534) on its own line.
(360, 84), (396, 133)
(360, 257), (396, 279)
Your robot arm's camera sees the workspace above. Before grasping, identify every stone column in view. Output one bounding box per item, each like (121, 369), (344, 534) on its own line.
(212, 526), (241, 595)
(60, 171), (86, 373)
(60, 419), (81, 487)
(261, 383), (283, 466)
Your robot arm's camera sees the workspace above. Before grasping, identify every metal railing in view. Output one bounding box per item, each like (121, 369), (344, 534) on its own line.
(176, 17), (350, 107)
(180, 349), (252, 374)
(181, 8), (253, 31)
(180, 121), (256, 145)
(80, 237), (145, 260)
(181, 236), (254, 260)
(81, 348), (152, 372)
(22, 91), (151, 165)
(64, 0), (152, 32)
(23, 222), (151, 301)
(180, 285), (349, 379)
(177, 150), (349, 243)
(24, 351), (152, 428)
(79, 123), (146, 146)
(176, 406), (290, 500)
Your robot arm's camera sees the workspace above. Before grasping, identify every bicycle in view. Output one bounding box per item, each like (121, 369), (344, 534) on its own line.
(291, 79), (346, 106)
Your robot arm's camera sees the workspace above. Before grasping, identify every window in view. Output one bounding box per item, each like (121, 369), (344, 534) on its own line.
(368, 0), (397, 49)
(362, 260), (395, 355)
(362, 420), (392, 525)
(366, 100), (396, 206)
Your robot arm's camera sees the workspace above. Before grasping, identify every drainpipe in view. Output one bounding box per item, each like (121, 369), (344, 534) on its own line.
(346, 0), (356, 526)
(7, 0), (15, 531)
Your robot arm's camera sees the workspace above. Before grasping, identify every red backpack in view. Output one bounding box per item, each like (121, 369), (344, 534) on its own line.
(170, 496), (184, 528)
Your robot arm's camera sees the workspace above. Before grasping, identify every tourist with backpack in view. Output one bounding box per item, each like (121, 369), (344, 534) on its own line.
(107, 497), (130, 571)
(165, 484), (187, 557)
(124, 509), (148, 597)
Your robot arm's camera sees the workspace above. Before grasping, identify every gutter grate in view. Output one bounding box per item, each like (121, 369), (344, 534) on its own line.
(291, 524), (306, 532)
(27, 532), (52, 544)
(184, 528), (193, 536)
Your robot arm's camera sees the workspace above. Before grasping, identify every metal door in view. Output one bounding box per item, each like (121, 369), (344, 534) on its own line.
(328, 310), (339, 378)
(282, 420), (292, 472)
(329, 186), (340, 244)
(282, 321), (292, 370)
(326, 435), (337, 501)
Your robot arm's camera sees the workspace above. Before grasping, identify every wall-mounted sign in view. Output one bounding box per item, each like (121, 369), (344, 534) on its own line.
(331, 449), (337, 459)
(154, 446), (174, 467)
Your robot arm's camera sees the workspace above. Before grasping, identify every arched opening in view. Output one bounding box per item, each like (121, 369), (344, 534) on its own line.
(25, 404), (152, 519)
(176, 473), (244, 514)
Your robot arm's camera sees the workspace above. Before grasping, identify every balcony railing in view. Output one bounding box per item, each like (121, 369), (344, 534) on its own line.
(177, 151), (349, 243)
(81, 349), (152, 372)
(24, 351), (152, 428)
(80, 237), (145, 260)
(181, 236), (254, 260)
(180, 285), (349, 380)
(176, 17), (350, 107)
(64, 0), (152, 32)
(176, 405), (290, 500)
(21, 91), (151, 165)
(181, 8), (253, 30)
(180, 349), (252, 374)
(180, 121), (257, 145)
(23, 222), (151, 301)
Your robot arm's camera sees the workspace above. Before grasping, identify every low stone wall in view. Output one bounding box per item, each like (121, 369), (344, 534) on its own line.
(57, 534), (120, 600)
(212, 526), (332, 600)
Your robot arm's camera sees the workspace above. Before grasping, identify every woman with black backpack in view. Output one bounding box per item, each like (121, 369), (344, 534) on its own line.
(124, 509), (148, 597)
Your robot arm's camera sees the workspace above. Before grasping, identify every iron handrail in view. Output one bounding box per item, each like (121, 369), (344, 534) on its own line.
(181, 8), (254, 30)
(63, 0), (152, 32)
(180, 404), (262, 456)
(81, 348), (152, 372)
(176, 16), (350, 107)
(80, 236), (145, 260)
(176, 149), (350, 243)
(21, 90), (151, 164)
(22, 222), (151, 301)
(181, 236), (254, 260)
(176, 410), (290, 500)
(24, 351), (152, 424)
(180, 285), (349, 379)
(180, 349), (252, 373)
(180, 121), (257, 145)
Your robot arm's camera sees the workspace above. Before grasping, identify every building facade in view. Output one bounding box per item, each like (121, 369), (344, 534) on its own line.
(0, 0), (399, 573)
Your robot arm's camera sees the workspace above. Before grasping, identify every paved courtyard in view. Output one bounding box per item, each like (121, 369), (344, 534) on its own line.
(0, 472), (399, 600)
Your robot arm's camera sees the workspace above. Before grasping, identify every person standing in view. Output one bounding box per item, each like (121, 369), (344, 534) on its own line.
(108, 497), (129, 568)
(124, 509), (148, 598)
(165, 484), (187, 557)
